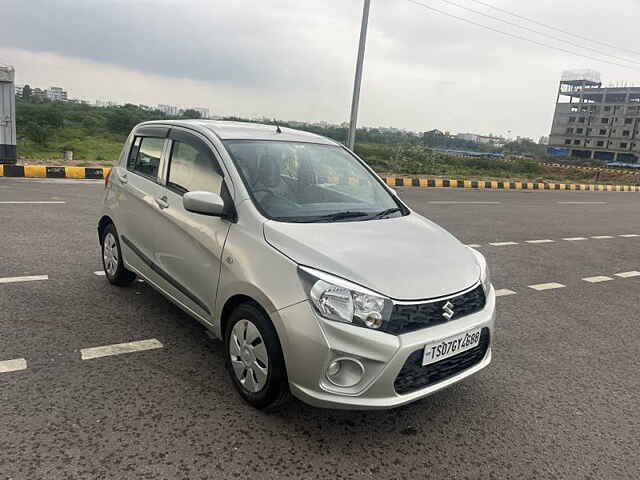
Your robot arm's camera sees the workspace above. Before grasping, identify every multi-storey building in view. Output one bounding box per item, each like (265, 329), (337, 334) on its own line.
(46, 86), (68, 101)
(31, 87), (47, 99)
(549, 70), (640, 163)
(157, 104), (180, 116)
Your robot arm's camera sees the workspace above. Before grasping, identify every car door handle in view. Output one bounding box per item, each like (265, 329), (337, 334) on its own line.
(155, 195), (169, 209)
(118, 172), (128, 184)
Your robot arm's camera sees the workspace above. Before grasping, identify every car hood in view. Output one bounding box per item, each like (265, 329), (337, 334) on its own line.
(263, 213), (480, 301)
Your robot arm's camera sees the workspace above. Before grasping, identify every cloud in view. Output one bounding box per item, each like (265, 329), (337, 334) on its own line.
(3, 0), (640, 138)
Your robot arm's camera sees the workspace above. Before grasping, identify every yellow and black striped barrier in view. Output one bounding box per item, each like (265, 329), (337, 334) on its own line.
(1, 166), (638, 192)
(0, 165), (111, 179)
(381, 176), (640, 192)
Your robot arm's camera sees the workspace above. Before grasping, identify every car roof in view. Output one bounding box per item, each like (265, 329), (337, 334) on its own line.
(139, 119), (339, 145)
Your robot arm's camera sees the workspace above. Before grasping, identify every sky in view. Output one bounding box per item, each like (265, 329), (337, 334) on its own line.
(2, 0), (640, 139)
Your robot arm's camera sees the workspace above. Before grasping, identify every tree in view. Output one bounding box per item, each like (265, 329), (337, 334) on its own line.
(181, 109), (202, 119)
(22, 84), (32, 101)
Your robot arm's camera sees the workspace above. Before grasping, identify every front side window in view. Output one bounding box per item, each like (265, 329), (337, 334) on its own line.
(130, 137), (164, 179)
(167, 140), (223, 194)
(223, 141), (403, 222)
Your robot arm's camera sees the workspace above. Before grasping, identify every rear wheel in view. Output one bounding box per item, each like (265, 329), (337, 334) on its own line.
(225, 303), (290, 410)
(101, 223), (136, 286)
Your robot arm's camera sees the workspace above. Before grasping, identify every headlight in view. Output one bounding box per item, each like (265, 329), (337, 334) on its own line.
(469, 247), (491, 294)
(299, 266), (393, 330)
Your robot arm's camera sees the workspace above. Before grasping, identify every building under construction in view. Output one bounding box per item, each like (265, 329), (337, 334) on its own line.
(548, 70), (640, 163)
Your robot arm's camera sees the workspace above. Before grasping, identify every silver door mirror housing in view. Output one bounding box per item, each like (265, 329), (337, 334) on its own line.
(183, 191), (225, 216)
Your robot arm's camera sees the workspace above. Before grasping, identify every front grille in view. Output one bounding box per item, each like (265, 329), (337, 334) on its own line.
(383, 284), (486, 335)
(394, 328), (490, 395)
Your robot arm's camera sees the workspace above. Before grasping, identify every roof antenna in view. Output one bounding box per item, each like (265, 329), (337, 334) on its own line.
(274, 119), (282, 134)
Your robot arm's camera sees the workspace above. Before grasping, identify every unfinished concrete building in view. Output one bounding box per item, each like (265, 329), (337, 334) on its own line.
(548, 70), (640, 163)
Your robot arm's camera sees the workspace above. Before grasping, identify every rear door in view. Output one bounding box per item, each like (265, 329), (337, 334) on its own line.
(117, 127), (169, 279)
(154, 128), (233, 322)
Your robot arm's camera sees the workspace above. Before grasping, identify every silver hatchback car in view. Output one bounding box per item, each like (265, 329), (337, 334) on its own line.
(99, 120), (495, 410)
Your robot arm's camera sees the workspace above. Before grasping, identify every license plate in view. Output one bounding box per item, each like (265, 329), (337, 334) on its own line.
(422, 328), (482, 366)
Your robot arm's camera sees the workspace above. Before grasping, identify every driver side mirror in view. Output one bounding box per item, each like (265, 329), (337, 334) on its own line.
(183, 191), (225, 216)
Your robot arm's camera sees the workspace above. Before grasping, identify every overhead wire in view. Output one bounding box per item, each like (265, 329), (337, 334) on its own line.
(404, 0), (640, 71)
(466, 0), (640, 58)
(434, 0), (640, 66)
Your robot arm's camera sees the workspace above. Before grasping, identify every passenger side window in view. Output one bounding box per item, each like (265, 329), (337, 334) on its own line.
(130, 137), (164, 179)
(167, 139), (223, 195)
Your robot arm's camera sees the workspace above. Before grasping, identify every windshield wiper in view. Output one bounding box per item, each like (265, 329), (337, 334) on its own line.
(370, 207), (403, 219)
(307, 211), (371, 223)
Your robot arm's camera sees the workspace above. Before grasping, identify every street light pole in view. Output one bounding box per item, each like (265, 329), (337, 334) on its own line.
(347, 0), (370, 151)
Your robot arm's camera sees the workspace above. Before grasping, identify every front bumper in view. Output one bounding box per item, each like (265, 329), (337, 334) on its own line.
(273, 286), (496, 410)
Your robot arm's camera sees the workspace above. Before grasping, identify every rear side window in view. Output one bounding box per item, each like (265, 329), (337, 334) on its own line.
(167, 139), (223, 194)
(127, 137), (141, 170)
(129, 137), (165, 179)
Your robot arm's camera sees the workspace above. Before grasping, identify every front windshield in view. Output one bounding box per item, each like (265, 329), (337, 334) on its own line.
(224, 140), (404, 222)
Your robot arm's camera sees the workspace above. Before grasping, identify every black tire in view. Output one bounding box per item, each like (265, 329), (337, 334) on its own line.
(225, 303), (290, 410)
(101, 223), (136, 287)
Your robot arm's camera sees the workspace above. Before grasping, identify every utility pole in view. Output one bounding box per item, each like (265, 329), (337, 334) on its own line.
(347, 0), (370, 151)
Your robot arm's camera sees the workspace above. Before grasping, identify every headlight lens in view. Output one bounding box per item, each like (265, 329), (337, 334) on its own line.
(469, 247), (491, 293)
(301, 267), (392, 329)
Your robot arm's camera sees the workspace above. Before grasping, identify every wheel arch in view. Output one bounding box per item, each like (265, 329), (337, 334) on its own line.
(220, 294), (271, 341)
(97, 215), (114, 244)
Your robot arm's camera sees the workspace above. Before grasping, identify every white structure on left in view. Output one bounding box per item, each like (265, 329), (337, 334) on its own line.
(0, 64), (16, 164)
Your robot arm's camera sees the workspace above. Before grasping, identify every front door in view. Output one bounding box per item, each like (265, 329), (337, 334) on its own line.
(154, 129), (232, 322)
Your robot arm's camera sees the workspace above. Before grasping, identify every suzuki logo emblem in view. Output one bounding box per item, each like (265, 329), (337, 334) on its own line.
(442, 301), (455, 320)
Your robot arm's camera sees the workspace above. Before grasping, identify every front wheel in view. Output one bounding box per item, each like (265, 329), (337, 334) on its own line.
(101, 223), (136, 286)
(225, 303), (290, 410)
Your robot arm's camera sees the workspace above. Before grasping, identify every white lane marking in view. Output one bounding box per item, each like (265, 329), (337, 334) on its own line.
(615, 271), (640, 278)
(0, 201), (66, 204)
(583, 276), (613, 283)
(495, 289), (516, 297)
(525, 239), (554, 244)
(563, 237), (588, 241)
(489, 241), (518, 246)
(466, 244), (482, 248)
(0, 275), (48, 284)
(557, 201), (607, 205)
(428, 201), (501, 204)
(529, 282), (565, 291)
(80, 339), (163, 360)
(93, 271), (105, 276)
(619, 234), (639, 238)
(591, 236), (614, 239)
(0, 358), (27, 373)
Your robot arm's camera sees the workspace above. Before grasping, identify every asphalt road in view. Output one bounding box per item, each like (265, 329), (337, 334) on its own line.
(1, 178), (639, 479)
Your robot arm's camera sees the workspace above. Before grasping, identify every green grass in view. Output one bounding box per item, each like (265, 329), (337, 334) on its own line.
(17, 131), (124, 162)
(16, 135), (638, 185)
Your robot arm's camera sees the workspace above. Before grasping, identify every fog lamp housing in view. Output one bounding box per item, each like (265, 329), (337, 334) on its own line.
(325, 357), (365, 388)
